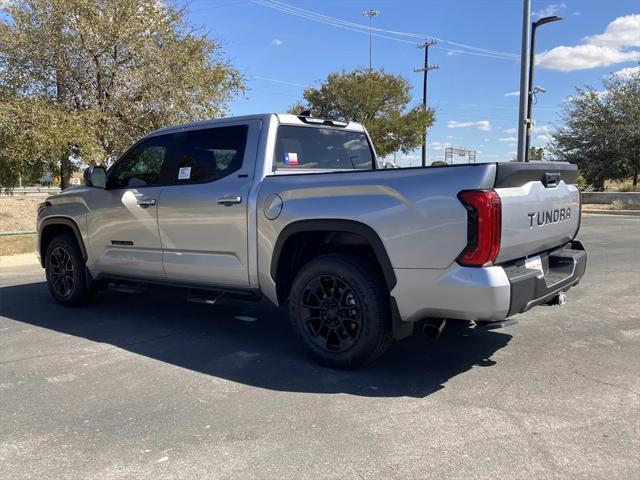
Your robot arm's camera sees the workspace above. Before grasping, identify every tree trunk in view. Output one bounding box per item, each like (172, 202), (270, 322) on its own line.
(54, 20), (70, 190)
(633, 168), (638, 189)
(60, 155), (71, 190)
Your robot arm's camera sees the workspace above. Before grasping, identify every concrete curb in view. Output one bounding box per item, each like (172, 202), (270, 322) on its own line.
(582, 209), (640, 216)
(0, 231), (37, 236)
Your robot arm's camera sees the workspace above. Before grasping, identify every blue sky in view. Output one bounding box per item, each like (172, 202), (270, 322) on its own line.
(183, 0), (639, 164)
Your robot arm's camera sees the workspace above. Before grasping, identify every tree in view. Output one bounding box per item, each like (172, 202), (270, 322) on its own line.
(0, 0), (244, 189)
(529, 146), (544, 161)
(551, 71), (640, 190)
(290, 69), (434, 157)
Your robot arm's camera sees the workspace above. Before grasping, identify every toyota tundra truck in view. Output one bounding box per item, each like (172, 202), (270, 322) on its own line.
(37, 113), (587, 368)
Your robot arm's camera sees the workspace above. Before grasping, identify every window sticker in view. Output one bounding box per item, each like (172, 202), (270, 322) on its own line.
(178, 166), (191, 180)
(284, 152), (299, 166)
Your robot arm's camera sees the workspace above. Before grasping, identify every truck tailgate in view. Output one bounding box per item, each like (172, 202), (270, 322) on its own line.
(494, 162), (580, 263)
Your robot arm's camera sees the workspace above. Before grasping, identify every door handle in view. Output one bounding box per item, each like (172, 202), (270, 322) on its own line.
(137, 198), (157, 208)
(217, 195), (242, 206)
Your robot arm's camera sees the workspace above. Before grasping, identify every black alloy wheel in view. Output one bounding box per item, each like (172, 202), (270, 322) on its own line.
(300, 274), (363, 353)
(48, 246), (75, 298)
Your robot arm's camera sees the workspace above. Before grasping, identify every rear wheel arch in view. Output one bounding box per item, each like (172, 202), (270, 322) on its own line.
(39, 218), (87, 267)
(270, 219), (396, 305)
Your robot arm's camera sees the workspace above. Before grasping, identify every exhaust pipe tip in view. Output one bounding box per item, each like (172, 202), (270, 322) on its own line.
(423, 318), (447, 339)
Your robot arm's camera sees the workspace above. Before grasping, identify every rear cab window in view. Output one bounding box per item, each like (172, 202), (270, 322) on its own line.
(274, 125), (375, 172)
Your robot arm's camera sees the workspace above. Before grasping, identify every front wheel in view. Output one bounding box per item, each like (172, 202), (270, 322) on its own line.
(288, 253), (393, 368)
(45, 233), (90, 306)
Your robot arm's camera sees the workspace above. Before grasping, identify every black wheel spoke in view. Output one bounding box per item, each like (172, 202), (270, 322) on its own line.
(300, 273), (362, 354)
(304, 317), (323, 337)
(339, 316), (360, 339)
(48, 246), (75, 298)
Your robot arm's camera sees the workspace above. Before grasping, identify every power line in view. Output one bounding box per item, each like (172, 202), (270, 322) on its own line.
(250, 0), (416, 45)
(249, 75), (307, 88)
(257, 0), (520, 58)
(250, 0), (520, 60)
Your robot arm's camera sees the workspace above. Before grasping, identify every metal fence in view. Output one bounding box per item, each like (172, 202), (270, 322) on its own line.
(2, 187), (61, 196)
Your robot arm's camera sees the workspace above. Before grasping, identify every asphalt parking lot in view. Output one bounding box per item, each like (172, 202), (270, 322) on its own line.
(1, 215), (638, 479)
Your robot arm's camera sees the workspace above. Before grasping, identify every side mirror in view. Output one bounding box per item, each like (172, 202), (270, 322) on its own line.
(84, 166), (106, 189)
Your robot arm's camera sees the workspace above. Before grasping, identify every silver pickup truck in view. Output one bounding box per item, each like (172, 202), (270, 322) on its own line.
(37, 113), (586, 367)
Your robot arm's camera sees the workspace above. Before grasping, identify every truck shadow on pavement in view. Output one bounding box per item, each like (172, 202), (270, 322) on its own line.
(1, 281), (512, 398)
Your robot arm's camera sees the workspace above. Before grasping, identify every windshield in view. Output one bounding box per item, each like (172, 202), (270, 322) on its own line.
(274, 125), (374, 171)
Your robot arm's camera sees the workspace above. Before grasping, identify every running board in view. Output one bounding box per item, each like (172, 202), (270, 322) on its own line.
(187, 288), (262, 305)
(187, 289), (222, 305)
(111, 281), (147, 294)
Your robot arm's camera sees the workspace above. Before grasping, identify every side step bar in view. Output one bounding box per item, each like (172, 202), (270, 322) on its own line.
(187, 288), (262, 305)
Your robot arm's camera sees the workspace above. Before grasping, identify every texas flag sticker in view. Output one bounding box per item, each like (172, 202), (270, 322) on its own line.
(284, 152), (299, 166)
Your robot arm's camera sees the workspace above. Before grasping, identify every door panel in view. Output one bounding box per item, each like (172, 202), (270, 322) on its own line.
(86, 135), (170, 279)
(157, 121), (259, 286)
(159, 175), (252, 285)
(86, 187), (165, 278)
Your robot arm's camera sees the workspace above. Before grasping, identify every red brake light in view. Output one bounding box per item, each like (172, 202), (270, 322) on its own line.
(457, 190), (502, 267)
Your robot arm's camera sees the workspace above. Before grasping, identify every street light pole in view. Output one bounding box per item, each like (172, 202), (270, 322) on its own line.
(415, 39), (438, 166)
(362, 9), (379, 71)
(516, 0), (532, 163)
(525, 15), (562, 161)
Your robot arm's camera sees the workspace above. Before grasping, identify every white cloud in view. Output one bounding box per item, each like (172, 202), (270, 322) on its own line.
(447, 120), (492, 131)
(503, 127), (517, 134)
(271, 38), (284, 46)
(533, 3), (566, 20)
(534, 124), (552, 134)
(499, 137), (518, 142)
(429, 141), (451, 151)
(537, 45), (639, 72)
(394, 153), (421, 166)
(612, 65), (640, 79)
(536, 134), (552, 143)
(504, 91), (520, 97)
(573, 11), (581, 16)
(537, 15), (640, 72)
(584, 15), (640, 48)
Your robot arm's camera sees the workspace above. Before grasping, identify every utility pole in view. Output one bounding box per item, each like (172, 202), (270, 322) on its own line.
(415, 39), (438, 166)
(362, 9), (379, 71)
(516, 0), (532, 163)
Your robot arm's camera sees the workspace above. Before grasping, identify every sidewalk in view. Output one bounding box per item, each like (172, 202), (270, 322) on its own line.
(0, 252), (39, 267)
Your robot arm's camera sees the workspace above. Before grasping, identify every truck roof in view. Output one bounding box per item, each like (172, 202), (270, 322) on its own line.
(144, 113), (365, 139)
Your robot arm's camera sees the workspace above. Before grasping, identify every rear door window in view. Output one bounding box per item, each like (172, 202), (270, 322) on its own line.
(274, 126), (374, 170)
(165, 125), (248, 184)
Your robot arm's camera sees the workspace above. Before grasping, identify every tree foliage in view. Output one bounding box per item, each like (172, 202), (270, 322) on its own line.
(290, 69), (434, 157)
(0, 0), (244, 189)
(529, 146), (544, 161)
(552, 71), (640, 190)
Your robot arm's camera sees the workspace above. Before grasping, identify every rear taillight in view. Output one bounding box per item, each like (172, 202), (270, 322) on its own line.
(457, 190), (501, 267)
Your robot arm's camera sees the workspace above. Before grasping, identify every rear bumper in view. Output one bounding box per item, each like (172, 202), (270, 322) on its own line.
(391, 240), (586, 323)
(504, 240), (586, 317)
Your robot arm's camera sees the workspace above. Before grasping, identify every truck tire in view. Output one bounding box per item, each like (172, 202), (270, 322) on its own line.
(288, 253), (393, 368)
(45, 233), (90, 306)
